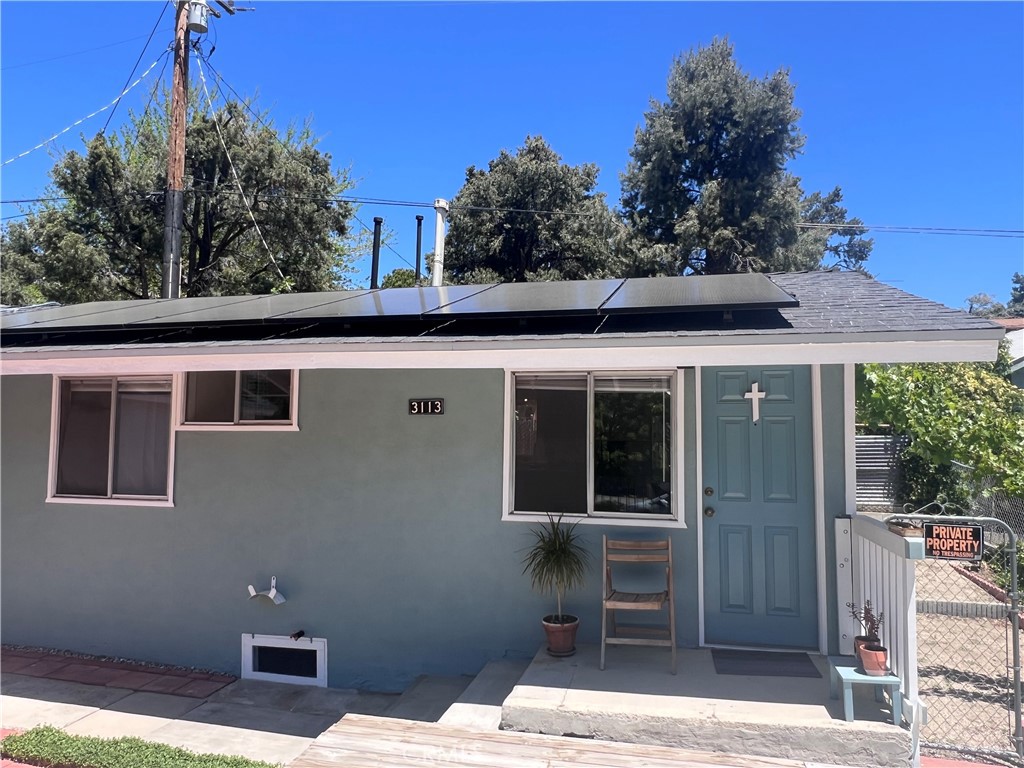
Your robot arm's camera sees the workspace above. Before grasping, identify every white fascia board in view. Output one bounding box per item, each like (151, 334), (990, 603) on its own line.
(0, 335), (1001, 376)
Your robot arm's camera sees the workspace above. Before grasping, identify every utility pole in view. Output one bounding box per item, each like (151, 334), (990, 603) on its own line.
(161, 0), (241, 299)
(161, 1), (190, 299)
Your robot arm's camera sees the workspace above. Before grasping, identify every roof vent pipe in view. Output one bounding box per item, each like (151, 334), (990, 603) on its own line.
(431, 198), (449, 287)
(370, 216), (383, 289)
(415, 215), (424, 285)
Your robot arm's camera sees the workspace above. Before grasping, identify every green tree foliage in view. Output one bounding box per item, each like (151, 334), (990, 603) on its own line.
(620, 38), (871, 276)
(965, 293), (1007, 318)
(443, 136), (617, 284)
(1, 98), (357, 305)
(380, 268), (418, 288)
(778, 187), (873, 273)
(965, 274), (1024, 318)
(1006, 272), (1024, 317)
(858, 358), (1024, 497)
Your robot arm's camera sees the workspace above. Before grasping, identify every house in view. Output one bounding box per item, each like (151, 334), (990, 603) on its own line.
(0, 270), (1003, 692)
(994, 317), (1024, 388)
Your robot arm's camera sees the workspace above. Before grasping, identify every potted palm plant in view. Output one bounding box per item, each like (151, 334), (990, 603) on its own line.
(522, 515), (590, 657)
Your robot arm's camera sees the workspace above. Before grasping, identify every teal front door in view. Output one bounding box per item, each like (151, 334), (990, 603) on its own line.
(701, 367), (818, 649)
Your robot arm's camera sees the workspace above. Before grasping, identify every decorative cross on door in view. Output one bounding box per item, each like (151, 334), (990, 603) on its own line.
(744, 381), (766, 424)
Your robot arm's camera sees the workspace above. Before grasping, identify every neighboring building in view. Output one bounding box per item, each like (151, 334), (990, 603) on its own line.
(0, 271), (1003, 691)
(994, 318), (1024, 388)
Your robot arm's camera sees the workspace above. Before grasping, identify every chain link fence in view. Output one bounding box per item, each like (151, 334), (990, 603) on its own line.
(911, 511), (1022, 764)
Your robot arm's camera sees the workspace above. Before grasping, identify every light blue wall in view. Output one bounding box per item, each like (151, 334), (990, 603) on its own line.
(0, 365), (846, 689)
(0, 368), (699, 691)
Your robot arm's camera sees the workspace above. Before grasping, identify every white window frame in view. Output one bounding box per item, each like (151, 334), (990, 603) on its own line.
(176, 369), (299, 431)
(241, 633), (327, 687)
(502, 369), (684, 528)
(46, 374), (176, 507)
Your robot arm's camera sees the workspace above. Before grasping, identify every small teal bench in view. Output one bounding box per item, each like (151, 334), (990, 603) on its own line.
(828, 656), (902, 726)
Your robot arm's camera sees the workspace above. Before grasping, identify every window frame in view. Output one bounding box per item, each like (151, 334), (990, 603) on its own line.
(502, 369), (684, 527)
(46, 375), (176, 507)
(176, 369), (299, 431)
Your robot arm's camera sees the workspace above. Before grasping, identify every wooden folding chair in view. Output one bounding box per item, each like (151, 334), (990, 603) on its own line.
(600, 535), (677, 674)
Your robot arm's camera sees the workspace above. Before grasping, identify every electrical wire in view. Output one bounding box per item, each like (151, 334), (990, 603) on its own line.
(1, 53), (168, 168)
(125, 51), (173, 165)
(102, 1), (171, 135)
(195, 49), (417, 269)
(351, 213), (416, 271)
(1, 33), (160, 72)
(194, 53), (286, 284)
(2, 187), (1022, 241)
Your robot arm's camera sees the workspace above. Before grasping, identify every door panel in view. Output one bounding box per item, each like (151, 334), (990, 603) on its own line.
(717, 417), (751, 501)
(762, 417), (797, 502)
(765, 526), (800, 616)
(719, 524), (753, 613)
(703, 366), (817, 649)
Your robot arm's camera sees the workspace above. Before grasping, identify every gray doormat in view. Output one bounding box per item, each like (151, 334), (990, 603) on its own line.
(711, 649), (822, 678)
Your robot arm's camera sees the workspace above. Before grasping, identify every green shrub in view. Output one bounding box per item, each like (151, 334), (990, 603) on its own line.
(1, 726), (280, 768)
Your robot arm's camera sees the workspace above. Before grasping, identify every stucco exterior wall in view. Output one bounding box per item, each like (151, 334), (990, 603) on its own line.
(1, 364), (844, 690)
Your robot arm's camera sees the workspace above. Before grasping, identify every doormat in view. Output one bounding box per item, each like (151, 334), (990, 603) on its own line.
(711, 649), (821, 678)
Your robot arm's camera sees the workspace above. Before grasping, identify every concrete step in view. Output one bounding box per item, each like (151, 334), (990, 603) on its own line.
(385, 674), (472, 723)
(438, 659), (530, 730)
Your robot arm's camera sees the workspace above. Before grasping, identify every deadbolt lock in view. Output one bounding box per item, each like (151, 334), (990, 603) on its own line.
(704, 486), (714, 496)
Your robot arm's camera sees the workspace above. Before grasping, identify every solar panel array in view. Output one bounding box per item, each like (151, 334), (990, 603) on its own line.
(0, 274), (798, 334)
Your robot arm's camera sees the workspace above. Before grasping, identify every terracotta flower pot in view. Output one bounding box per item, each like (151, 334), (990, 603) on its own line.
(854, 635), (879, 658)
(542, 614), (579, 657)
(860, 643), (889, 676)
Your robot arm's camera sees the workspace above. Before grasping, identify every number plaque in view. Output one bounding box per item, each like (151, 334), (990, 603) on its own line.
(409, 398), (444, 415)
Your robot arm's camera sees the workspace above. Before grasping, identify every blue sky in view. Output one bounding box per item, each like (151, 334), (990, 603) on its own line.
(2, 1), (1022, 309)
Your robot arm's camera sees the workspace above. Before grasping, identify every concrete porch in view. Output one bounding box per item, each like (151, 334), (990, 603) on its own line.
(501, 644), (913, 768)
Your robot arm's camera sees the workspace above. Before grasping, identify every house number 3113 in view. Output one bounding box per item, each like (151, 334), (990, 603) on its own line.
(409, 398), (444, 415)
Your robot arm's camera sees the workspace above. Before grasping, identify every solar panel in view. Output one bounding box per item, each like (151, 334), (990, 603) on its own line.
(0, 298), (157, 330)
(602, 274), (798, 314)
(0, 295), (279, 331)
(133, 291), (374, 325)
(278, 284), (497, 320)
(426, 279), (625, 317)
(0, 274), (799, 340)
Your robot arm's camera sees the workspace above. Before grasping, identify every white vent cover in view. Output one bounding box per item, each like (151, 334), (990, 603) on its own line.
(241, 633), (327, 687)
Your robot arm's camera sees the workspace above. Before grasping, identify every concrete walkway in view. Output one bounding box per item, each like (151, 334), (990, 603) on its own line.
(0, 671), (399, 765)
(1, 646), (1007, 768)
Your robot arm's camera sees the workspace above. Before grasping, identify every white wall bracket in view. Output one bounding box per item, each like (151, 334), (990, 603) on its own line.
(248, 575), (286, 605)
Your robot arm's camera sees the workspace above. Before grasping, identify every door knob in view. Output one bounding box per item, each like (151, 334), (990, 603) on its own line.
(704, 486), (714, 496)
(704, 506), (716, 518)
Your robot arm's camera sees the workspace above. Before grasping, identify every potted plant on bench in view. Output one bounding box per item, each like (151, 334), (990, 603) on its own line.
(522, 515), (590, 657)
(850, 599), (888, 675)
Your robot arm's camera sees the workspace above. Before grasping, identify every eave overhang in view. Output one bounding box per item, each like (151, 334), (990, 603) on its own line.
(0, 328), (1003, 375)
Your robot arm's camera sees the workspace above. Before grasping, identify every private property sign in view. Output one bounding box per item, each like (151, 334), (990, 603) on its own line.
(924, 523), (984, 561)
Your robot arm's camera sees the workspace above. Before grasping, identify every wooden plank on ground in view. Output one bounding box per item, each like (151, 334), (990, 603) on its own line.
(289, 714), (807, 768)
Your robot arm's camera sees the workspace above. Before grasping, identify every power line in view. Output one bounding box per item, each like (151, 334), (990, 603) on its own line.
(351, 213), (416, 271)
(102, 1), (171, 135)
(0, 32), (163, 72)
(1, 52), (169, 168)
(196, 49), (417, 270)
(796, 222), (1024, 238)
(126, 50), (173, 164)
(194, 53), (285, 283)
(4, 185), (1019, 241)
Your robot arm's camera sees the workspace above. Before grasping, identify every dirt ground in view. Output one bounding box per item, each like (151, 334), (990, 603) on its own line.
(914, 559), (1020, 762)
